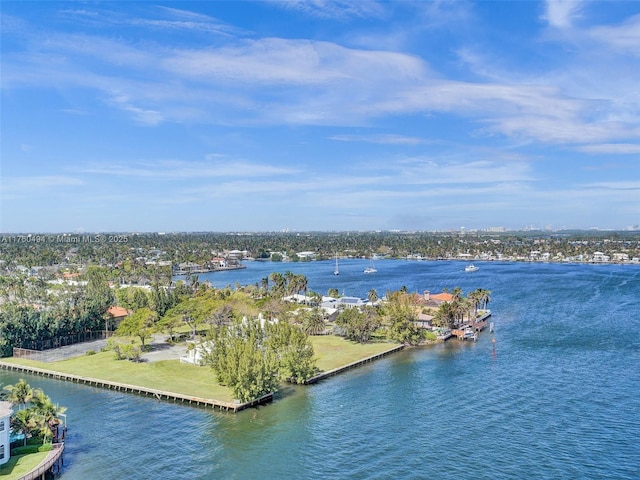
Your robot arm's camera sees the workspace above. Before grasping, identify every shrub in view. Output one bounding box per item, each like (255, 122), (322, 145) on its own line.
(12, 443), (53, 455)
(85, 350), (96, 356)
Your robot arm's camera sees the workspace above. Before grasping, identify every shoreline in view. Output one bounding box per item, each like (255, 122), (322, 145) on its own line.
(0, 361), (270, 412)
(0, 344), (407, 412)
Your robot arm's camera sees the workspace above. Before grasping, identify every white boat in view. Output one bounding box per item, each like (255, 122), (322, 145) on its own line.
(334, 253), (339, 275)
(465, 264), (479, 272)
(364, 256), (377, 274)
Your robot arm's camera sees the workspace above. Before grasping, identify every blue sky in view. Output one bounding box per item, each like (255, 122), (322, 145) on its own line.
(1, 1), (639, 233)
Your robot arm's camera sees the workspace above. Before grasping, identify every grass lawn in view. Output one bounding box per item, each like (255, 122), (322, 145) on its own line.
(0, 451), (49, 480)
(1, 336), (401, 404)
(2, 351), (235, 403)
(310, 336), (398, 372)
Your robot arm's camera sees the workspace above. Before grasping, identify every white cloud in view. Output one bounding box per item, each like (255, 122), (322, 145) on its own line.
(588, 13), (640, 56)
(328, 134), (426, 145)
(0, 176), (83, 195)
(272, 0), (386, 20)
(577, 144), (640, 155)
(543, 0), (584, 29)
(81, 159), (299, 179)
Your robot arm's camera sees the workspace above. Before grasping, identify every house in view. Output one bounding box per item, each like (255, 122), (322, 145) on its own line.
(421, 291), (453, 307)
(180, 341), (214, 366)
(106, 306), (132, 331)
(415, 313), (434, 329)
(338, 297), (365, 308)
(0, 401), (12, 466)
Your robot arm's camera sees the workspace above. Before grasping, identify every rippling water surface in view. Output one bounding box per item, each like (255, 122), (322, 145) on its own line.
(2, 261), (639, 479)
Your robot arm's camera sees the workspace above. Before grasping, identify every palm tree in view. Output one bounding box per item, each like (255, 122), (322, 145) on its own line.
(3, 378), (33, 410)
(31, 389), (67, 443)
(478, 289), (492, 310)
(269, 272), (286, 298)
(302, 308), (326, 335)
(11, 409), (38, 446)
(368, 289), (379, 304)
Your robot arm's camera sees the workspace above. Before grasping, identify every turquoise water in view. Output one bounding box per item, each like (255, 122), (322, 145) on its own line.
(2, 261), (639, 479)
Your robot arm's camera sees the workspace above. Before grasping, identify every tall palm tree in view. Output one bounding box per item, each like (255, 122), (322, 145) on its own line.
(3, 378), (33, 410)
(31, 389), (67, 443)
(368, 289), (379, 304)
(302, 308), (326, 335)
(11, 409), (38, 446)
(478, 289), (492, 310)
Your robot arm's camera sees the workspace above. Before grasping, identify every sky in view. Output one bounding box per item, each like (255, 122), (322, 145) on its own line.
(1, 1), (639, 233)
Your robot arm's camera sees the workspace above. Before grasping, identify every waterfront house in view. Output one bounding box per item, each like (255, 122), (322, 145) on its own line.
(415, 313), (434, 329)
(338, 297), (365, 308)
(0, 401), (12, 466)
(106, 306), (132, 331)
(421, 291), (453, 307)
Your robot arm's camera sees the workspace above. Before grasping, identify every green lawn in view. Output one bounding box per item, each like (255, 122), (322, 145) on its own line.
(1, 336), (400, 404)
(1, 351), (235, 403)
(0, 451), (49, 479)
(310, 335), (397, 372)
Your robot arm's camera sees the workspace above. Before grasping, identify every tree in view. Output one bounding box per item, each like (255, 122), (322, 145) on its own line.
(383, 297), (423, 345)
(269, 272), (287, 298)
(3, 378), (33, 410)
(335, 307), (379, 343)
(115, 307), (157, 349)
(10, 409), (38, 446)
(265, 321), (317, 384)
(30, 388), (67, 443)
(433, 302), (456, 329)
(206, 319), (279, 402)
(301, 307), (326, 335)
(4, 380), (66, 445)
(367, 289), (379, 304)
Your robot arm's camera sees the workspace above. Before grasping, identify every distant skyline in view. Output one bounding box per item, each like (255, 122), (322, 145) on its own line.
(1, 1), (639, 233)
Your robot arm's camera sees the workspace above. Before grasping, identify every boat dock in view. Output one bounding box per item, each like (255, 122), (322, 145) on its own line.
(451, 311), (492, 341)
(0, 361), (271, 412)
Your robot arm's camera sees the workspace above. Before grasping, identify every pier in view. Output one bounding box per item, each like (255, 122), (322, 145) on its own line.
(18, 443), (64, 480)
(0, 361), (272, 412)
(451, 310), (492, 341)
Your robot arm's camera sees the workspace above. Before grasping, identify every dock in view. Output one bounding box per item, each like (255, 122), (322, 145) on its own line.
(0, 361), (271, 412)
(18, 443), (64, 480)
(302, 345), (405, 385)
(451, 310), (492, 341)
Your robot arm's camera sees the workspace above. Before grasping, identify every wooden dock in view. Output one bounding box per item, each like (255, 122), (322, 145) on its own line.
(18, 443), (64, 480)
(0, 361), (272, 412)
(302, 345), (405, 385)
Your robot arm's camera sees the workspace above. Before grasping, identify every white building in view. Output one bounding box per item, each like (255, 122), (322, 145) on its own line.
(0, 401), (12, 466)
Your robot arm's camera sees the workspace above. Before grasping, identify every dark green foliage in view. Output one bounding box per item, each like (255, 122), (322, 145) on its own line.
(205, 318), (317, 401)
(383, 300), (424, 345)
(11, 443), (53, 455)
(335, 307), (380, 343)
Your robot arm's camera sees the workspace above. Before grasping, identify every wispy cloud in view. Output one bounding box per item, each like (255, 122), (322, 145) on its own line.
(0, 176), (84, 197)
(80, 159), (299, 179)
(577, 144), (640, 154)
(272, 0), (386, 20)
(329, 134), (426, 145)
(543, 0), (584, 29)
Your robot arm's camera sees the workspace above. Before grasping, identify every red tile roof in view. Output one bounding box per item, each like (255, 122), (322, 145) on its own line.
(430, 292), (454, 302)
(107, 306), (130, 317)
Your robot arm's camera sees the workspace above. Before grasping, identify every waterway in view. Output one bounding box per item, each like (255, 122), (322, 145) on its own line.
(2, 260), (639, 479)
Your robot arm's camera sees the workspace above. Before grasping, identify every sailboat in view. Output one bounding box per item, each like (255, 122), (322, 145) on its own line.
(334, 253), (340, 275)
(364, 256), (377, 274)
